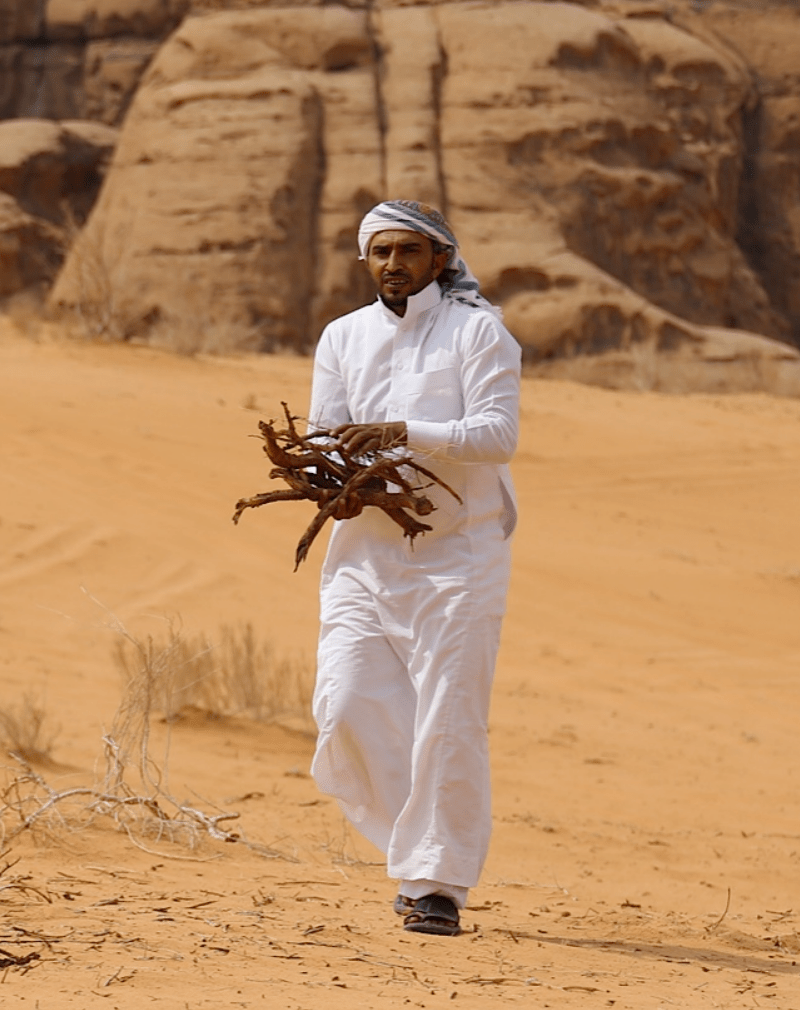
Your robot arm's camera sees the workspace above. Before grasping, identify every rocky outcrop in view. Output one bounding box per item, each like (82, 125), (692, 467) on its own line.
(0, 1), (187, 124)
(0, 192), (61, 297)
(0, 1), (44, 45)
(45, 0), (190, 40)
(48, 4), (789, 353)
(51, 8), (378, 348)
(0, 118), (118, 294)
(0, 118), (118, 221)
(682, 1), (800, 349)
(0, 0), (794, 392)
(502, 244), (800, 394)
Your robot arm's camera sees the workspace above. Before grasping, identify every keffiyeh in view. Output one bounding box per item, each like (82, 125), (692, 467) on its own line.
(357, 200), (499, 315)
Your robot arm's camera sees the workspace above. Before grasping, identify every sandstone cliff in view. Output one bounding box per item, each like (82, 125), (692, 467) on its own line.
(0, 117), (117, 297)
(3, 0), (800, 390)
(0, 2), (187, 124)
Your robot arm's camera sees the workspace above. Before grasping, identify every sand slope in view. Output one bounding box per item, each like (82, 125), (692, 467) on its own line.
(1, 319), (799, 1008)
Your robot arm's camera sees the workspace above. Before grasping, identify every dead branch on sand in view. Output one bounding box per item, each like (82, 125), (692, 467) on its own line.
(0, 947), (40, 971)
(705, 886), (732, 935)
(0, 851), (52, 904)
(232, 403), (462, 569)
(0, 617), (289, 861)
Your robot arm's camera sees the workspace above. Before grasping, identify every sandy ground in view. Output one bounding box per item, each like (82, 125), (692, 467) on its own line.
(0, 318), (799, 1009)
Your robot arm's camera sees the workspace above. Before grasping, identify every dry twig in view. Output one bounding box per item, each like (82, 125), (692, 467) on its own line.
(233, 403), (462, 569)
(0, 948), (40, 970)
(0, 851), (52, 904)
(705, 886), (732, 935)
(0, 617), (289, 860)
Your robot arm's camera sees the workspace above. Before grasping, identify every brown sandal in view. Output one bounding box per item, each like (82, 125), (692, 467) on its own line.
(403, 894), (461, 936)
(393, 893), (416, 916)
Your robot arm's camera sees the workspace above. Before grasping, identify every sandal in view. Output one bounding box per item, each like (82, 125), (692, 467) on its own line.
(403, 894), (461, 936)
(393, 893), (416, 916)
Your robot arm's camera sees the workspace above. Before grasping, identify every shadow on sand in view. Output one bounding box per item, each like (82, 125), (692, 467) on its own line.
(492, 929), (800, 977)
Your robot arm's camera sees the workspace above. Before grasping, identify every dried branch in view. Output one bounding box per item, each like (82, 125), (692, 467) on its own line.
(0, 851), (52, 904)
(705, 886), (732, 935)
(0, 947), (40, 970)
(233, 403), (462, 569)
(0, 617), (294, 861)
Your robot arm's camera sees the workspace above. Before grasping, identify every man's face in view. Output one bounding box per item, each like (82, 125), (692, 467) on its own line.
(366, 230), (449, 316)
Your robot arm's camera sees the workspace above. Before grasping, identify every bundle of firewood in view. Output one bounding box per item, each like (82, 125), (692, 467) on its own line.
(232, 403), (461, 569)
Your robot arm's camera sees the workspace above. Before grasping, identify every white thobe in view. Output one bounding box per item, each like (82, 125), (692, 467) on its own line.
(308, 281), (521, 907)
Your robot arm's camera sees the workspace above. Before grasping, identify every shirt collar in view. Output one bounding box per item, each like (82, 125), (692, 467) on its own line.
(376, 280), (442, 325)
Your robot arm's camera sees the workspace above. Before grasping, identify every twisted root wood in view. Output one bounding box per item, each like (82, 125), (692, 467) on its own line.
(232, 403), (462, 570)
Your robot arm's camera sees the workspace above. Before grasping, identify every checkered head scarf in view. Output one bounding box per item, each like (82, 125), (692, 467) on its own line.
(357, 200), (499, 315)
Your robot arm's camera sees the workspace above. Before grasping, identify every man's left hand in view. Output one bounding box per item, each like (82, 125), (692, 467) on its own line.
(332, 422), (407, 456)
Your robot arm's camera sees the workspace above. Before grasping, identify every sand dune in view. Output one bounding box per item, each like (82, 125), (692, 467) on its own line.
(1, 318), (799, 1007)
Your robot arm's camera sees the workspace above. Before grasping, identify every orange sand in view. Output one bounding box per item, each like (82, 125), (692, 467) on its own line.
(1, 319), (798, 1008)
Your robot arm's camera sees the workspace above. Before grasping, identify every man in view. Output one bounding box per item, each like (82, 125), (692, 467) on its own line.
(308, 200), (520, 936)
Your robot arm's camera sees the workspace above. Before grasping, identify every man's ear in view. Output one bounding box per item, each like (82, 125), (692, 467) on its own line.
(432, 248), (449, 280)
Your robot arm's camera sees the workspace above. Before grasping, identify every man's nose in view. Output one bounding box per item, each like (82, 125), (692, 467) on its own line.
(386, 247), (403, 270)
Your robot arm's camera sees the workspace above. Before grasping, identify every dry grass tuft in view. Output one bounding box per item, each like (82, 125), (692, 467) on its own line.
(145, 311), (262, 357)
(0, 618), (301, 859)
(51, 209), (132, 342)
(111, 622), (313, 727)
(1, 289), (51, 342)
(0, 695), (59, 767)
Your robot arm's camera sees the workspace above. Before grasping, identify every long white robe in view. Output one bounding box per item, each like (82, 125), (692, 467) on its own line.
(308, 281), (521, 905)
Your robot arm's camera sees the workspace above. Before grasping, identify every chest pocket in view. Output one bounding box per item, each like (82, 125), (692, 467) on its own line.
(403, 366), (463, 422)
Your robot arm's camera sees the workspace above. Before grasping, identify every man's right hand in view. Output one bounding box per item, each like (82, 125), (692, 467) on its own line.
(317, 489), (363, 520)
(330, 492), (364, 520)
(331, 421), (407, 457)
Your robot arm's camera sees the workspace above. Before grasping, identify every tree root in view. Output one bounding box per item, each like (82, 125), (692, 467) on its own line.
(233, 403), (462, 569)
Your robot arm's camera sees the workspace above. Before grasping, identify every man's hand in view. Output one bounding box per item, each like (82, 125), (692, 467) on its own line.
(332, 421), (407, 457)
(331, 492), (364, 520)
(316, 487), (364, 520)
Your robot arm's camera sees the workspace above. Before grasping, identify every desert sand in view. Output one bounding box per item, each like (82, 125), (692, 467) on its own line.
(1, 317), (799, 1008)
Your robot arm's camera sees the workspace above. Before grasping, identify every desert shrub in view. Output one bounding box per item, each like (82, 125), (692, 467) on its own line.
(0, 694), (58, 766)
(0, 621), (299, 857)
(111, 622), (313, 727)
(52, 208), (132, 342)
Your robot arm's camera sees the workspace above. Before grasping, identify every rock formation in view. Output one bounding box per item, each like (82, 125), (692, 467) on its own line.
(0, 117), (118, 297)
(683, 1), (800, 353)
(4, 0), (800, 390)
(0, 0), (188, 124)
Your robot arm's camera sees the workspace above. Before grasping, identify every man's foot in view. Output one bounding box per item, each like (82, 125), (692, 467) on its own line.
(403, 894), (461, 936)
(393, 893), (416, 916)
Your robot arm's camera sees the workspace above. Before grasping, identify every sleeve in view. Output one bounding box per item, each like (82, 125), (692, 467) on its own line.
(308, 325), (351, 432)
(405, 312), (521, 464)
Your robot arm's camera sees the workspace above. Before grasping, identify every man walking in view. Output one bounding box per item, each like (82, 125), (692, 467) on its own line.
(308, 200), (521, 936)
